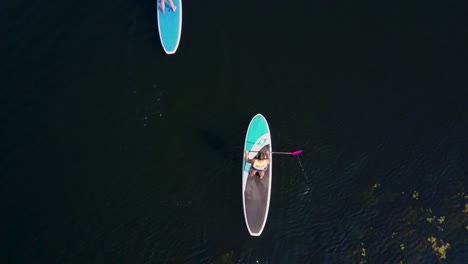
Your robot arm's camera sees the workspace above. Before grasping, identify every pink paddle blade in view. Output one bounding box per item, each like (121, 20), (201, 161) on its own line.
(291, 150), (303, 156)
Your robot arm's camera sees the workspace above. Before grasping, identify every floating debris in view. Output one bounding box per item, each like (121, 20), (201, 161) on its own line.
(358, 243), (367, 264)
(372, 183), (381, 189)
(464, 203), (468, 214)
(427, 236), (450, 259)
(400, 244), (405, 251)
(437, 216), (445, 224)
(412, 191), (419, 200)
(425, 210), (445, 230)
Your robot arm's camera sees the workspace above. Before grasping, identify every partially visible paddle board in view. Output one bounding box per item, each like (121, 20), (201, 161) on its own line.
(157, 0), (182, 54)
(242, 114), (272, 236)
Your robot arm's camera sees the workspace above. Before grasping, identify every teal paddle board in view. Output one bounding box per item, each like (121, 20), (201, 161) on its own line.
(157, 0), (182, 54)
(242, 114), (272, 236)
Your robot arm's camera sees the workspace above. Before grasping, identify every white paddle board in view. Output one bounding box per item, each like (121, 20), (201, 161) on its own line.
(242, 114), (272, 236)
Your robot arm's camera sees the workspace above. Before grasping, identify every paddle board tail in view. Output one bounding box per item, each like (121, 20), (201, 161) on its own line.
(157, 0), (182, 54)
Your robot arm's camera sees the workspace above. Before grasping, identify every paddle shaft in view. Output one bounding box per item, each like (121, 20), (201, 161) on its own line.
(248, 150), (296, 155)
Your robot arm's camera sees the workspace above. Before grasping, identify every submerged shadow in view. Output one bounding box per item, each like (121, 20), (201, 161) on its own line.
(200, 129), (225, 151)
(198, 128), (244, 163)
(196, 115), (251, 162)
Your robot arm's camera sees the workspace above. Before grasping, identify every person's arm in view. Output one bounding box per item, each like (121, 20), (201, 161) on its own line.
(265, 150), (271, 164)
(244, 150), (252, 163)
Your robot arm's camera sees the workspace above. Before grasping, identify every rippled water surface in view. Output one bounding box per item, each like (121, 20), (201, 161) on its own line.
(2, 0), (467, 263)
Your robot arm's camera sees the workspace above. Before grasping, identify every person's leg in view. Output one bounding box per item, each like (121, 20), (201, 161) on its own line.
(249, 168), (256, 177)
(258, 171), (265, 179)
(161, 0), (165, 13)
(168, 0), (177, 12)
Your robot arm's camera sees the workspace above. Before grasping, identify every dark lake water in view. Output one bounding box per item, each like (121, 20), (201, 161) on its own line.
(1, 0), (467, 263)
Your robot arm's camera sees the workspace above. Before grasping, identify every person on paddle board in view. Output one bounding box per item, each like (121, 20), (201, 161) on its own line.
(161, 0), (177, 14)
(244, 150), (270, 179)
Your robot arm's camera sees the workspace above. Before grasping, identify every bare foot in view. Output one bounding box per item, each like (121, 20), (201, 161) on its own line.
(171, 4), (177, 12)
